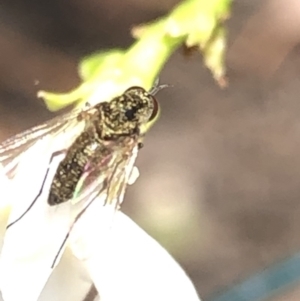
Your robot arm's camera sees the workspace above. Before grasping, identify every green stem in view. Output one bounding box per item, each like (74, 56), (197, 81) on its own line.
(39, 0), (231, 111)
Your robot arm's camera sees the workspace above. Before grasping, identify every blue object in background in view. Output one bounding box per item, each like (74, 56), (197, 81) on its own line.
(207, 253), (300, 301)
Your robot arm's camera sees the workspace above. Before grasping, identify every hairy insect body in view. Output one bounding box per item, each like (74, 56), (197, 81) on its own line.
(48, 87), (157, 206)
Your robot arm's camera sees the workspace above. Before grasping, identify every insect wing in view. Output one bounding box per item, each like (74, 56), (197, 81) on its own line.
(0, 107), (84, 176)
(0, 134), (140, 301)
(71, 137), (139, 212)
(0, 106), (95, 301)
(0, 137), (75, 301)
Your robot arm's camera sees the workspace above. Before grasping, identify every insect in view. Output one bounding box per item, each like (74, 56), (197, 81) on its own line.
(0, 86), (161, 227)
(0, 85), (166, 301)
(47, 86), (158, 206)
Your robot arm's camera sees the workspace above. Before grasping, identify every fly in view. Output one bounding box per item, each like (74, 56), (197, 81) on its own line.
(0, 86), (161, 209)
(0, 84), (165, 281)
(48, 86), (158, 205)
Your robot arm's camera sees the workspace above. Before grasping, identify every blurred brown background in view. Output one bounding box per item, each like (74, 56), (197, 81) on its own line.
(1, 0), (300, 300)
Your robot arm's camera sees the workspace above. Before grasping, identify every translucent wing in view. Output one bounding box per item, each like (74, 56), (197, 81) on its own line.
(71, 136), (139, 209)
(0, 138), (76, 301)
(57, 137), (139, 267)
(0, 134), (140, 301)
(0, 92), (142, 300)
(0, 107), (86, 176)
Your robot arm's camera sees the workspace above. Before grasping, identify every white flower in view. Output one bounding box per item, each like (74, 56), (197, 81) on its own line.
(0, 133), (201, 301)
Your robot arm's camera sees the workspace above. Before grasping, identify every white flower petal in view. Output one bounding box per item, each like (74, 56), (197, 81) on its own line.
(0, 118), (200, 301)
(0, 122), (83, 301)
(38, 249), (93, 301)
(70, 207), (201, 301)
(0, 167), (13, 211)
(0, 138), (74, 301)
(0, 120), (141, 301)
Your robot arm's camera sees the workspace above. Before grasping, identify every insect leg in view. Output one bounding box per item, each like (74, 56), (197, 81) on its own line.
(103, 160), (123, 206)
(6, 150), (67, 229)
(51, 162), (122, 268)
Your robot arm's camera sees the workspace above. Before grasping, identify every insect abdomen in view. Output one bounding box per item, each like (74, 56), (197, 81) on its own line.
(48, 129), (99, 205)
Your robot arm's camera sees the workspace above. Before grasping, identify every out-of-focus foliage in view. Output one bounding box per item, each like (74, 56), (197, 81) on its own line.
(38, 0), (231, 111)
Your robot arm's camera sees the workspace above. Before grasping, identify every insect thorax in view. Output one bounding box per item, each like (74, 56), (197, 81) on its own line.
(96, 87), (155, 139)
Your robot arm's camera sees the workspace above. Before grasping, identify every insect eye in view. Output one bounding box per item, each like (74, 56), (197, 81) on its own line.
(125, 107), (137, 121)
(149, 96), (159, 121)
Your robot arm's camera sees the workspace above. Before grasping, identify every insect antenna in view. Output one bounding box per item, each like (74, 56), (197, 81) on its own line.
(149, 78), (172, 96)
